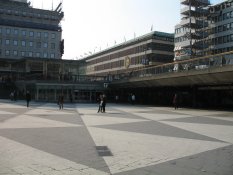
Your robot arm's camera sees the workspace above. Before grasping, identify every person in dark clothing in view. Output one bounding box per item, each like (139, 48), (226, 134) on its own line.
(26, 91), (31, 107)
(101, 94), (107, 113)
(173, 93), (178, 110)
(58, 94), (64, 110)
(97, 95), (103, 113)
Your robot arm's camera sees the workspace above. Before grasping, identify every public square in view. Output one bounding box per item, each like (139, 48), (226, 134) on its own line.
(0, 100), (233, 175)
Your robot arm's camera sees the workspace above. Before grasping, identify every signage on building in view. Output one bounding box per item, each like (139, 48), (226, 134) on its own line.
(124, 56), (131, 68)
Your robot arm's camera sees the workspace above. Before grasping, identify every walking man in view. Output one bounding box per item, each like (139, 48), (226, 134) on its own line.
(26, 91), (31, 108)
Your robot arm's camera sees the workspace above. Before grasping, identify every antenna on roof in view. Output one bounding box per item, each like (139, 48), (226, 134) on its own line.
(52, 0), (53, 10)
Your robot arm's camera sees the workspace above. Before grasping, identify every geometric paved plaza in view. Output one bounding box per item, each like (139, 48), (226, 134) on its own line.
(0, 100), (233, 175)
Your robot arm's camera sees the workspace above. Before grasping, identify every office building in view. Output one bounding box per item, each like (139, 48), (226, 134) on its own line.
(85, 31), (174, 78)
(174, 0), (210, 61)
(208, 0), (233, 54)
(0, 0), (64, 60)
(174, 0), (233, 61)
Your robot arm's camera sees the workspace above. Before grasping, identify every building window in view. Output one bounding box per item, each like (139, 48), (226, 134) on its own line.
(51, 43), (55, 49)
(43, 42), (48, 48)
(29, 41), (33, 47)
(22, 30), (26, 36)
(0, 39), (2, 45)
(0, 28), (2, 34)
(5, 50), (10, 56)
(37, 32), (41, 38)
(22, 40), (26, 47)
(43, 52), (48, 58)
(28, 52), (33, 57)
(29, 31), (34, 37)
(5, 39), (10, 45)
(6, 28), (11, 35)
(36, 52), (40, 57)
(50, 53), (55, 58)
(14, 29), (18, 35)
(21, 51), (25, 57)
(51, 33), (56, 39)
(13, 40), (18, 46)
(13, 50), (18, 56)
(36, 42), (41, 48)
(44, 32), (48, 38)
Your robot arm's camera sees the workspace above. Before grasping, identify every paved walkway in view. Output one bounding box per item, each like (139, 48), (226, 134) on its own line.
(0, 100), (233, 175)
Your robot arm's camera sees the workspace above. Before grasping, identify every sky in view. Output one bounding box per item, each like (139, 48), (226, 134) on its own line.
(31, 0), (225, 60)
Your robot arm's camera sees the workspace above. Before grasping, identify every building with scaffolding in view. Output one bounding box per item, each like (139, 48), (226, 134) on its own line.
(0, 0), (64, 60)
(174, 0), (233, 61)
(174, 0), (210, 61)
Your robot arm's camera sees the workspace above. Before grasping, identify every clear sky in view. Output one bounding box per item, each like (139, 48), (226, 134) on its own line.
(31, 0), (225, 60)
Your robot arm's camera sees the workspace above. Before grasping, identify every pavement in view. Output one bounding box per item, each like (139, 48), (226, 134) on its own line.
(0, 99), (233, 175)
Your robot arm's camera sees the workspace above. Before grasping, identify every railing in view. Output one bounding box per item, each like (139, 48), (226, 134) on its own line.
(15, 74), (107, 83)
(111, 51), (233, 81)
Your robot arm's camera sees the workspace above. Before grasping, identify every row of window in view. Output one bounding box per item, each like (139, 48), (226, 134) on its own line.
(93, 54), (172, 72)
(0, 50), (56, 58)
(0, 39), (55, 49)
(0, 28), (56, 39)
(0, 8), (60, 21)
(89, 43), (173, 66)
(211, 34), (233, 45)
(210, 22), (233, 34)
(212, 46), (233, 54)
(211, 10), (233, 23)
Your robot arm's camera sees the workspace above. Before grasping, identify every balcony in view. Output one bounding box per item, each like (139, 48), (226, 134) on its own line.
(181, 7), (209, 17)
(180, 18), (208, 29)
(180, 0), (210, 6)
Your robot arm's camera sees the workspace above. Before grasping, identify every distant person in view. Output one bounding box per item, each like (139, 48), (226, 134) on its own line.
(97, 95), (103, 113)
(26, 91), (31, 108)
(131, 94), (136, 105)
(173, 93), (178, 110)
(102, 94), (107, 113)
(115, 95), (119, 103)
(10, 92), (14, 101)
(58, 94), (64, 110)
(13, 90), (17, 101)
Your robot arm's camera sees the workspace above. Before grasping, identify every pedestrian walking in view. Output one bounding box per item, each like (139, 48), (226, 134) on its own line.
(173, 93), (178, 110)
(97, 95), (103, 113)
(131, 94), (136, 105)
(58, 94), (64, 110)
(115, 95), (119, 103)
(102, 94), (106, 113)
(26, 91), (31, 107)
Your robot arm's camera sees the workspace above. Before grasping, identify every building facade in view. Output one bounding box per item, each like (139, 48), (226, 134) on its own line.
(208, 0), (233, 54)
(174, 0), (210, 61)
(0, 0), (64, 60)
(174, 0), (233, 61)
(85, 31), (174, 78)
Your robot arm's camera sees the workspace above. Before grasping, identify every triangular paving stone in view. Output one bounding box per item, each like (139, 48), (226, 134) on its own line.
(160, 121), (233, 144)
(86, 127), (229, 174)
(0, 110), (16, 114)
(25, 109), (74, 115)
(0, 114), (81, 129)
(81, 115), (149, 126)
(0, 103), (27, 109)
(94, 120), (223, 142)
(132, 113), (193, 121)
(114, 145), (233, 175)
(0, 127), (110, 173)
(0, 136), (109, 175)
(162, 116), (233, 126)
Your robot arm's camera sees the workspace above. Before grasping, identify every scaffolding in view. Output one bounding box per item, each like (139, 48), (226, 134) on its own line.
(175, 0), (210, 60)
